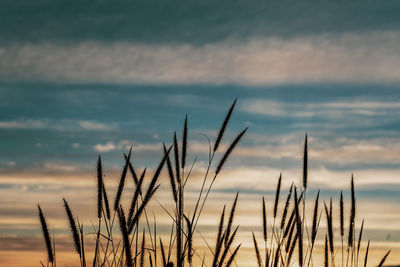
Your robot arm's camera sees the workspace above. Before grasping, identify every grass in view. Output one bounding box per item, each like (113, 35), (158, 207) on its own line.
(37, 100), (391, 267)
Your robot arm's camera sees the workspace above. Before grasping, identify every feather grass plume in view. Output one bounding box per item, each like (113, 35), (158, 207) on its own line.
(79, 221), (86, 267)
(184, 215), (193, 264)
(311, 190), (320, 245)
(97, 155), (103, 219)
(128, 147), (170, 233)
(164, 143), (177, 203)
(265, 250), (270, 267)
(216, 206), (226, 249)
(214, 98), (237, 153)
(117, 207), (133, 267)
(363, 240), (370, 267)
(273, 244), (281, 267)
(212, 232), (226, 267)
(128, 184), (160, 234)
(340, 190), (344, 238)
(114, 148), (132, 211)
(225, 192), (238, 246)
(125, 153), (139, 185)
(377, 250), (391, 267)
(219, 226), (238, 266)
(348, 174), (356, 247)
(351, 174), (356, 220)
(284, 209), (295, 239)
(182, 115), (187, 169)
(226, 244), (241, 267)
(324, 235), (328, 267)
(252, 232), (262, 267)
(63, 198), (81, 257)
(102, 182), (111, 220)
(38, 205), (53, 263)
(262, 196), (267, 242)
(140, 230), (146, 267)
(127, 168), (146, 225)
(281, 183), (293, 230)
(273, 173), (282, 219)
(174, 132), (183, 267)
(215, 127), (247, 174)
(144, 146), (171, 202)
(324, 201), (334, 254)
(357, 219), (364, 258)
(287, 230), (298, 265)
(286, 219), (296, 253)
(173, 132), (181, 184)
(294, 187), (303, 267)
(303, 133), (308, 189)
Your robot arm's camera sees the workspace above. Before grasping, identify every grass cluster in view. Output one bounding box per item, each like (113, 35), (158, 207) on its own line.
(37, 100), (390, 267)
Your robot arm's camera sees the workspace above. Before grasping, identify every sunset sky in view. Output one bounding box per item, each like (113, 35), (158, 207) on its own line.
(1, 1), (400, 266)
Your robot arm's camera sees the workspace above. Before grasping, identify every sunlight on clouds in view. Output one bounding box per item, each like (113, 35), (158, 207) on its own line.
(93, 141), (116, 152)
(1, 168), (400, 266)
(2, 148), (400, 189)
(43, 163), (78, 172)
(2, 31), (400, 84)
(189, 136), (400, 166)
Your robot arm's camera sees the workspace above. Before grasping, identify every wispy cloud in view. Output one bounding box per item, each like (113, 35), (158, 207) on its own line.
(0, 119), (117, 131)
(0, 119), (47, 129)
(71, 143), (80, 149)
(240, 100), (313, 117)
(2, 31), (400, 85)
(93, 140), (162, 153)
(43, 163), (78, 172)
(77, 120), (114, 131)
(240, 99), (400, 118)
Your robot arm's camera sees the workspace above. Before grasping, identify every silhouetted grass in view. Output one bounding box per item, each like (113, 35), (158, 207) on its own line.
(36, 100), (391, 267)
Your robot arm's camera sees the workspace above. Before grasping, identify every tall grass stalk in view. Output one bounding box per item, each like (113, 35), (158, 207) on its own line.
(36, 101), (390, 267)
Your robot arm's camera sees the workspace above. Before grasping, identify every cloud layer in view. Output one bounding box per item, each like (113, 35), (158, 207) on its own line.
(2, 31), (400, 84)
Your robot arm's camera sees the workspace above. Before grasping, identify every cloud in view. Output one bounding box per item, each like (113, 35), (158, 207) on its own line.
(3, 162), (399, 191)
(240, 100), (312, 117)
(0, 119), (116, 131)
(78, 120), (113, 131)
(2, 31), (400, 85)
(89, 133), (400, 167)
(0, 161), (16, 167)
(71, 143), (80, 149)
(43, 163), (78, 172)
(188, 133), (400, 166)
(2, 167), (400, 236)
(93, 140), (162, 153)
(240, 99), (400, 118)
(93, 142), (116, 153)
(0, 119), (47, 129)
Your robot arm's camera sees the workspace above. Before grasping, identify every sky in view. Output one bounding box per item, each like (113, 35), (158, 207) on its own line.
(1, 1), (400, 266)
